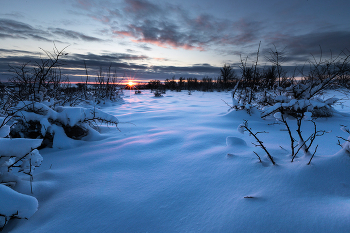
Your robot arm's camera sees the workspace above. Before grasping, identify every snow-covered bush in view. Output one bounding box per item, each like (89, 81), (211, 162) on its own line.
(8, 45), (68, 103)
(232, 47), (349, 162)
(0, 138), (43, 187)
(0, 116), (43, 185)
(255, 51), (349, 158)
(1, 45), (124, 230)
(261, 95), (338, 118)
(231, 45), (349, 117)
(94, 68), (123, 103)
(153, 89), (163, 97)
(231, 51), (260, 111)
(7, 45), (123, 108)
(10, 102), (119, 148)
(0, 184), (38, 230)
(0, 99), (120, 228)
(262, 48), (349, 118)
(0, 119), (42, 230)
(336, 125), (350, 154)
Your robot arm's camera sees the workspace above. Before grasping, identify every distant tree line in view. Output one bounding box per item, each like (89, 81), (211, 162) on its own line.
(143, 64), (239, 92)
(142, 47), (350, 92)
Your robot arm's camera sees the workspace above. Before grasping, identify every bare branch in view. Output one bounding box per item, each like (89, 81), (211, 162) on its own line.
(242, 120), (275, 165)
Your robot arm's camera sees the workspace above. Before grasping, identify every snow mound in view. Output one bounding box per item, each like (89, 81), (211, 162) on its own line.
(55, 106), (119, 127)
(0, 184), (38, 229)
(50, 124), (80, 149)
(0, 125), (10, 138)
(0, 138), (42, 157)
(226, 136), (247, 147)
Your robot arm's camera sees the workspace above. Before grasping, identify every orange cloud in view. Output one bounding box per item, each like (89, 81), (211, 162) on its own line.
(113, 30), (134, 38)
(153, 57), (168, 61)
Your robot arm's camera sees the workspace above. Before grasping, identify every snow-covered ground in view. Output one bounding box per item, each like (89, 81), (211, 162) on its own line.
(4, 90), (350, 232)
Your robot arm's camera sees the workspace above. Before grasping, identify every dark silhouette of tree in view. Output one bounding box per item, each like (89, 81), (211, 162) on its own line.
(265, 45), (287, 87)
(261, 66), (277, 89)
(177, 77), (184, 91)
(147, 80), (161, 90)
(220, 64), (236, 88)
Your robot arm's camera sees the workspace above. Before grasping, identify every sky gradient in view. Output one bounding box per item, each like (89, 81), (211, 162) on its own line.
(1, 0), (349, 83)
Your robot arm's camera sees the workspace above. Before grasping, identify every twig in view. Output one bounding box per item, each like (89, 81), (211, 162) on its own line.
(242, 120), (275, 165)
(307, 145), (318, 165)
(280, 112), (296, 156)
(221, 99), (233, 109)
(7, 148), (36, 171)
(253, 151), (262, 163)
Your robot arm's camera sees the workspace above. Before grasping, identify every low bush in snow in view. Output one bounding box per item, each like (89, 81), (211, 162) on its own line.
(153, 89), (164, 97)
(9, 101), (119, 148)
(233, 49), (349, 116)
(0, 120), (42, 230)
(0, 100), (120, 229)
(231, 46), (350, 164)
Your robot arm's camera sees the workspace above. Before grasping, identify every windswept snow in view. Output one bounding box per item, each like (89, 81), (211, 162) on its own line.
(4, 90), (350, 232)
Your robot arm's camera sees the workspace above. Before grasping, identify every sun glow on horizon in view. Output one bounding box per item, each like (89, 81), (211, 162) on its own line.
(127, 81), (135, 87)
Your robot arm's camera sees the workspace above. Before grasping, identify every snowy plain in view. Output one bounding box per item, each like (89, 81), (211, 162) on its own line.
(4, 90), (350, 232)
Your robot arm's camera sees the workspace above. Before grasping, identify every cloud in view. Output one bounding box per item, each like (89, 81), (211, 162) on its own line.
(74, 0), (263, 51)
(0, 18), (104, 43)
(0, 33), (19, 39)
(112, 18), (207, 50)
(70, 52), (149, 62)
(75, 0), (95, 10)
(49, 28), (104, 42)
(1, 12), (25, 19)
(153, 57), (168, 61)
(73, 0), (350, 61)
(138, 44), (152, 51)
(231, 19), (264, 45)
(124, 0), (161, 17)
(264, 30), (350, 63)
(0, 48), (40, 55)
(0, 49), (220, 82)
(113, 30), (134, 38)
(0, 18), (51, 41)
(288, 31), (350, 55)
(151, 64), (219, 74)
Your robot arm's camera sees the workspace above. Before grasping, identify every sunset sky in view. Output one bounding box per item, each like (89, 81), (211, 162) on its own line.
(1, 0), (349, 83)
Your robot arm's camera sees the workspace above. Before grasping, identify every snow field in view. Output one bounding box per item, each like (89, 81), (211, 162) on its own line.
(4, 90), (350, 232)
